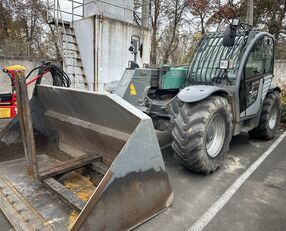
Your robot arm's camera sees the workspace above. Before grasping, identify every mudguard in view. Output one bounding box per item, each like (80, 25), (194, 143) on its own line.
(178, 85), (229, 103)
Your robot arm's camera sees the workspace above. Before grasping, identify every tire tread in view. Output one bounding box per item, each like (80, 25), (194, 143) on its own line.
(169, 96), (233, 174)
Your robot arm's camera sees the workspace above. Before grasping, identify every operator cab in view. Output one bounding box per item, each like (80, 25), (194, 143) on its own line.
(187, 19), (275, 121)
(187, 19), (251, 86)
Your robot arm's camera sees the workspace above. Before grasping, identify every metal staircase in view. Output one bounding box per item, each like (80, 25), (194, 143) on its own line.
(47, 0), (151, 91)
(47, 0), (89, 90)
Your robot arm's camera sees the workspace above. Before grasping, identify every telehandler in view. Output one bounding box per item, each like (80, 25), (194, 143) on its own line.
(115, 19), (282, 174)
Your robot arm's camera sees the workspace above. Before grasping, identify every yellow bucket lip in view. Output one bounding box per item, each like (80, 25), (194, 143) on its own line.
(4, 65), (26, 71)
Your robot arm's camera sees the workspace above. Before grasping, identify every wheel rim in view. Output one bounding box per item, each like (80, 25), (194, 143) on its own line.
(206, 114), (226, 158)
(269, 103), (279, 130)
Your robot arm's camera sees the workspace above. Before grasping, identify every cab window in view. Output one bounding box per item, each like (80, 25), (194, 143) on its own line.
(245, 36), (274, 79)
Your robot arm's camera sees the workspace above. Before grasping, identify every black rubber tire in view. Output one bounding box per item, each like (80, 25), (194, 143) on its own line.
(170, 96), (233, 174)
(249, 91), (281, 140)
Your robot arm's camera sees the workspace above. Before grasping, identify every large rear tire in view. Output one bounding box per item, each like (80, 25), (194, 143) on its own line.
(171, 96), (233, 174)
(249, 91), (281, 140)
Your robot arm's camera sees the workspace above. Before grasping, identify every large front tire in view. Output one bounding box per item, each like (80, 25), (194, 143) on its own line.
(171, 96), (233, 174)
(249, 91), (281, 140)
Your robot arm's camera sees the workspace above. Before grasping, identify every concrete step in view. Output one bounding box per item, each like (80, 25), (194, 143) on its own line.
(58, 26), (89, 90)
(68, 74), (88, 83)
(63, 51), (80, 58)
(62, 35), (76, 43)
(50, 19), (71, 27)
(62, 43), (79, 52)
(66, 64), (84, 69)
(67, 67), (85, 76)
(63, 27), (74, 34)
(66, 59), (83, 68)
(62, 40), (77, 45)
(71, 82), (90, 90)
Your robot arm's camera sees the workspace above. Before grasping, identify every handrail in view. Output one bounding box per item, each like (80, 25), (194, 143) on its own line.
(46, 0), (151, 89)
(47, 0), (151, 27)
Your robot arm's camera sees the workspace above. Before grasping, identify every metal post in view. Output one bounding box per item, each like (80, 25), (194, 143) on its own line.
(72, 0), (74, 23)
(246, 0), (254, 26)
(14, 70), (39, 181)
(56, 0), (59, 25)
(142, 0), (150, 27)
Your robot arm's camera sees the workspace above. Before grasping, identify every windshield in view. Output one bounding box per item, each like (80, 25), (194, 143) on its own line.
(188, 33), (248, 84)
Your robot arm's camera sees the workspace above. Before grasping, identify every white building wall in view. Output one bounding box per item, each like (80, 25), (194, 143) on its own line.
(274, 59), (286, 85)
(72, 17), (95, 90)
(83, 0), (134, 24)
(73, 15), (151, 92)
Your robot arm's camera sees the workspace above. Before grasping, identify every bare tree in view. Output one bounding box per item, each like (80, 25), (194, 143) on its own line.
(0, 1), (12, 44)
(186, 0), (213, 34)
(161, 0), (187, 64)
(0, 0), (59, 58)
(150, 0), (162, 65)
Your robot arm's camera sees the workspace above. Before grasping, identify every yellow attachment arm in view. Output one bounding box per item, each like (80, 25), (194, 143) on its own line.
(4, 65), (26, 72)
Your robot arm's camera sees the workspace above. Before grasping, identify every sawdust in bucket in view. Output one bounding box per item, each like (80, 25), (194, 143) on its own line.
(63, 171), (96, 202)
(68, 210), (79, 230)
(61, 172), (96, 230)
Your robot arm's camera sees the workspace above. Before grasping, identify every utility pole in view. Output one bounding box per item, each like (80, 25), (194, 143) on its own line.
(246, 0), (254, 26)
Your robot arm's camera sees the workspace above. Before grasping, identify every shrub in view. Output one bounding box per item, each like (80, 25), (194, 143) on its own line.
(280, 81), (286, 123)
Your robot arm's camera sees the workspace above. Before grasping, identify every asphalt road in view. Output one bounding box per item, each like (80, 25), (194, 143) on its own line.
(0, 120), (285, 231)
(138, 130), (286, 231)
(205, 134), (286, 231)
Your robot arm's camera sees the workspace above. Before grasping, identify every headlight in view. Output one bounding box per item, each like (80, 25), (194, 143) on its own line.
(220, 59), (229, 69)
(231, 18), (240, 27)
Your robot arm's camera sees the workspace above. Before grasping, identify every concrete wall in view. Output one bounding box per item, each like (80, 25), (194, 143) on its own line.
(274, 59), (286, 85)
(3, 56), (282, 100)
(73, 15), (151, 91)
(0, 57), (57, 96)
(83, 0), (134, 23)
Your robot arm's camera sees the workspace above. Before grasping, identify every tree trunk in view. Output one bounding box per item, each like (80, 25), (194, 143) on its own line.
(150, 0), (160, 65)
(151, 34), (158, 65)
(49, 24), (61, 60)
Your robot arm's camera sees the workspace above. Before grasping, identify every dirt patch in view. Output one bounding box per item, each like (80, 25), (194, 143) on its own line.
(224, 156), (245, 173)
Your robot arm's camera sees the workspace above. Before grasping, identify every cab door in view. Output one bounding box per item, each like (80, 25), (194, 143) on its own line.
(240, 36), (274, 118)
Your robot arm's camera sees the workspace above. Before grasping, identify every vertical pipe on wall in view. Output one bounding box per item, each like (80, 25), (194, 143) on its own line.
(94, 15), (98, 91)
(94, 14), (103, 92)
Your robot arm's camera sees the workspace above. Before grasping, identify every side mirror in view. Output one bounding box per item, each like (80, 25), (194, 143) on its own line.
(139, 43), (143, 58)
(129, 35), (143, 63)
(223, 25), (237, 47)
(128, 45), (134, 53)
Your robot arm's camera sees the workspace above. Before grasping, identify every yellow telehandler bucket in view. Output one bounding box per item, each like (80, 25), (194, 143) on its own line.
(0, 85), (173, 231)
